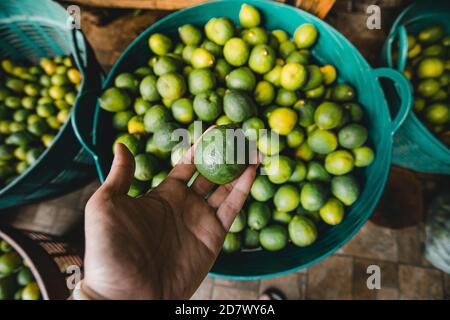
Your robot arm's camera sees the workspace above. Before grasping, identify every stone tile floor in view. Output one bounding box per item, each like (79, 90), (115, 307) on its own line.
(1, 180), (448, 300)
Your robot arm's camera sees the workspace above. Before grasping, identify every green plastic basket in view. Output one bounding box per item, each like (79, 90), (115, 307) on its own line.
(73, 0), (412, 279)
(0, 0), (103, 209)
(381, 0), (450, 174)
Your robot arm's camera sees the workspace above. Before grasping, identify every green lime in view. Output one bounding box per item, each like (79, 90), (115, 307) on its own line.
(226, 67), (256, 92)
(50, 73), (68, 86)
(251, 175), (275, 201)
(424, 102), (449, 125)
(331, 174), (359, 206)
(273, 210), (293, 224)
(417, 58), (444, 78)
(193, 91), (222, 122)
(320, 65), (337, 85)
(48, 85), (66, 100)
(268, 107), (298, 136)
(302, 65), (323, 91)
(25, 148), (43, 165)
(0, 251), (22, 275)
(417, 79), (440, 97)
(99, 87), (131, 112)
(295, 141), (315, 161)
(149, 33), (173, 55)
(28, 118), (48, 136)
(280, 63), (307, 90)
(9, 121), (25, 133)
(307, 129), (338, 154)
(338, 123), (368, 149)
(139, 75), (160, 102)
(0, 145), (14, 161)
(153, 56), (182, 76)
(128, 179), (149, 197)
(21, 282), (40, 300)
(294, 99), (316, 128)
(13, 110), (31, 123)
(222, 233), (241, 253)
(5, 78), (25, 93)
(242, 27), (268, 46)
(263, 64), (282, 86)
(239, 4), (261, 28)
(151, 171), (168, 188)
(153, 122), (180, 152)
(294, 23), (318, 49)
(352, 146), (374, 167)
(134, 66), (153, 79)
(254, 81), (275, 106)
(314, 101), (342, 130)
(17, 268), (34, 286)
(57, 109), (70, 124)
(319, 198), (344, 225)
(244, 228), (260, 248)
(259, 225), (288, 251)
(247, 201), (271, 230)
(305, 85), (325, 99)
(201, 40), (223, 57)
(204, 17), (235, 45)
(286, 51), (309, 64)
(286, 127), (305, 148)
(300, 182), (327, 211)
(127, 115), (145, 135)
(23, 83), (39, 97)
(0, 120), (12, 134)
(178, 24), (203, 46)
(188, 69), (216, 95)
(6, 131), (34, 147)
(263, 155), (293, 184)
(21, 96), (36, 110)
(214, 58), (232, 82)
(134, 153), (158, 181)
(248, 44), (275, 74)
(275, 88), (298, 107)
(325, 150), (354, 175)
(41, 134), (54, 148)
(422, 44), (445, 57)
(216, 114), (233, 125)
(143, 105), (169, 133)
(132, 98), (150, 116)
(14, 146), (28, 161)
(223, 90), (256, 122)
(5, 96), (21, 109)
(343, 103), (364, 122)
(279, 41), (296, 59)
(36, 104), (56, 118)
(306, 161), (331, 182)
(223, 38), (250, 66)
(272, 29), (289, 43)
(114, 134), (141, 156)
(274, 184), (300, 212)
(288, 215), (317, 247)
(242, 117), (264, 140)
(191, 48), (215, 69)
(171, 98), (194, 124)
(0, 240), (12, 253)
(156, 72), (186, 100)
(54, 99), (69, 110)
(418, 24), (444, 44)
(170, 143), (189, 166)
(257, 130), (285, 155)
(230, 210), (247, 233)
(288, 160), (307, 183)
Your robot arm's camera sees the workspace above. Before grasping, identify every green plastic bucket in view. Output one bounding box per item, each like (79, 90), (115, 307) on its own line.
(73, 0), (412, 279)
(381, 0), (450, 174)
(0, 0), (103, 209)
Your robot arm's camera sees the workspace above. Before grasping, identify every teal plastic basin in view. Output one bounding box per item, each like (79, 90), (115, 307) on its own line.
(381, 0), (450, 174)
(73, 0), (412, 279)
(0, 0), (103, 209)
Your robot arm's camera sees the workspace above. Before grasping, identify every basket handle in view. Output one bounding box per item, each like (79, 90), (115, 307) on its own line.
(372, 67), (413, 136)
(70, 28), (104, 161)
(383, 25), (409, 70)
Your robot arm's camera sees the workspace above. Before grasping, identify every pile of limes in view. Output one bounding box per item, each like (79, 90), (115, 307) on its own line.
(100, 4), (375, 252)
(402, 24), (450, 143)
(0, 239), (40, 300)
(0, 56), (82, 189)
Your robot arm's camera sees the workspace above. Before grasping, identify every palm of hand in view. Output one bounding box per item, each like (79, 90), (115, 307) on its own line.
(83, 144), (257, 300)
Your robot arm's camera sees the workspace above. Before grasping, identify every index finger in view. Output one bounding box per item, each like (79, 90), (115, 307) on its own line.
(215, 163), (258, 231)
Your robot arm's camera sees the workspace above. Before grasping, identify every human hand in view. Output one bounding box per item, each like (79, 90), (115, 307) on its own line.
(82, 143), (258, 300)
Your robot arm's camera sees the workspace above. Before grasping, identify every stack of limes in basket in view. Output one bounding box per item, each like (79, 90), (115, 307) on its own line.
(0, 56), (82, 188)
(99, 3), (375, 252)
(0, 239), (40, 300)
(402, 23), (450, 144)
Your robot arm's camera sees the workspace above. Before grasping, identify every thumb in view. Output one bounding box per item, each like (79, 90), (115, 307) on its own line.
(102, 143), (135, 195)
